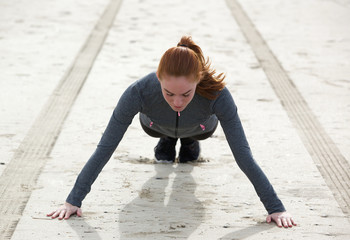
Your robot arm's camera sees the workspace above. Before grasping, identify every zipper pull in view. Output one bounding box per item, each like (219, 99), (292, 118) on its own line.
(149, 121), (153, 127)
(178, 111), (180, 117)
(200, 124), (205, 131)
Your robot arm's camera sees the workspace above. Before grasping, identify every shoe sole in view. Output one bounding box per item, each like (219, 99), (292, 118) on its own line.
(154, 159), (174, 164)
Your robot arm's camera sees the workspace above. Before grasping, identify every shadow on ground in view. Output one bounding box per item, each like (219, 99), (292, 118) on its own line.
(218, 223), (274, 239)
(118, 163), (205, 239)
(65, 162), (273, 239)
(67, 216), (102, 240)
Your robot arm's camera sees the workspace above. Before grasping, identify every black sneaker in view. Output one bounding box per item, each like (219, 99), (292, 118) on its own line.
(179, 138), (200, 163)
(154, 137), (178, 163)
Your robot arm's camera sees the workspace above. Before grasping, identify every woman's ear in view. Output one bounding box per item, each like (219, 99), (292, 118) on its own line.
(156, 71), (160, 80)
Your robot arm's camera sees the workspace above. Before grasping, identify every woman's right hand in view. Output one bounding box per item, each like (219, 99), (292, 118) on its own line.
(47, 202), (82, 220)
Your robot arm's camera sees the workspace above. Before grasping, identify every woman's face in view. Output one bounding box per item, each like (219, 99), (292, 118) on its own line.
(158, 74), (198, 113)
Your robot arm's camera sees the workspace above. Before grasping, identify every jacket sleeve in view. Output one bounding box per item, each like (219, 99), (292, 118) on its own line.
(66, 81), (142, 207)
(213, 88), (285, 214)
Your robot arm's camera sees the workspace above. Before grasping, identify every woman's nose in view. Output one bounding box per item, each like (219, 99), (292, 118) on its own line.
(174, 97), (183, 106)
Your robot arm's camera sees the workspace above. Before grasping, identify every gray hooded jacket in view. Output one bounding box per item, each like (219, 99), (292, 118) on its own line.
(66, 72), (285, 214)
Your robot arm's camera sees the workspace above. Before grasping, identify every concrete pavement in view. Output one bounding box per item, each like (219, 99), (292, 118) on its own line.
(1, 0), (349, 239)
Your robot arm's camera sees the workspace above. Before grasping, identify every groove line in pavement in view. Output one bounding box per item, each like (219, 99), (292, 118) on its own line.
(226, 0), (350, 216)
(0, 0), (122, 239)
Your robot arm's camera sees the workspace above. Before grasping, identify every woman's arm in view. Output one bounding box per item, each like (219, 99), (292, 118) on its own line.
(48, 80), (143, 219)
(213, 88), (295, 227)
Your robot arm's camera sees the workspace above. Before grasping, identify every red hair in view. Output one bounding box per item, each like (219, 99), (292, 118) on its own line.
(157, 36), (225, 100)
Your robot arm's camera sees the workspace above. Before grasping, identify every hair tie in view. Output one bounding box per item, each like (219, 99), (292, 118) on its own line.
(178, 44), (188, 48)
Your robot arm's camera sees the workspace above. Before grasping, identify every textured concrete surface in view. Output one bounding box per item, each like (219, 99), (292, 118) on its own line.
(1, 0), (349, 239)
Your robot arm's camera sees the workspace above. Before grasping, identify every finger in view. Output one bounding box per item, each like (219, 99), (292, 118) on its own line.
(47, 211), (56, 217)
(58, 209), (66, 220)
(64, 210), (73, 220)
(51, 210), (61, 219)
(275, 217), (282, 227)
(266, 215), (271, 223)
(291, 218), (297, 226)
(77, 208), (82, 217)
(282, 218), (288, 228)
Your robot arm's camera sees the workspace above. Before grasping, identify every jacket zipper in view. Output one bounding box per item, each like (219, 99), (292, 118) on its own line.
(175, 111), (179, 138)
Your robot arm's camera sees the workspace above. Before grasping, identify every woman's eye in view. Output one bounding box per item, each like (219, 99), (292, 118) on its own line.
(166, 93), (174, 96)
(183, 94), (189, 97)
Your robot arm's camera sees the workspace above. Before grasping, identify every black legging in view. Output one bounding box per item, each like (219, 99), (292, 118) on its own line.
(140, 120), (218, 141)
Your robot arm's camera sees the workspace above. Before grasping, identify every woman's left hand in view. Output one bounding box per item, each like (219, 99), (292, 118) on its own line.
(266, 211), (296, 228)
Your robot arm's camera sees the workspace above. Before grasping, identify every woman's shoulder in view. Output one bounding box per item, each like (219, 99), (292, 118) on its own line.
(211, 86), (237, 113)
(136, 72), (159, 87)
(213, 86), (234, 103)
(133, 72), (161, 96)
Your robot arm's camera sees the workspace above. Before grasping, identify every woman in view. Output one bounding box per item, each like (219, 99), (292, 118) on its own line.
(48, 36), (296, 228)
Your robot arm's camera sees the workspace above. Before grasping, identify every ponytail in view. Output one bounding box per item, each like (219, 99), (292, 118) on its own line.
(178, 36), (226, 100)
(158, 36), (225, 100)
